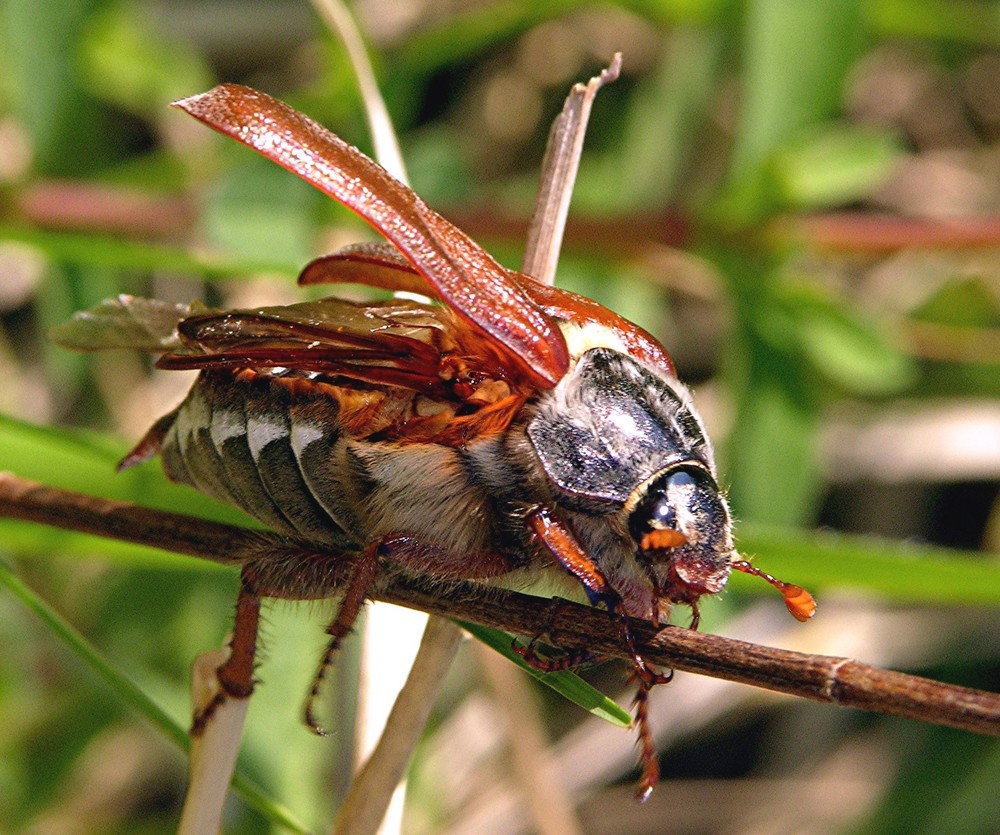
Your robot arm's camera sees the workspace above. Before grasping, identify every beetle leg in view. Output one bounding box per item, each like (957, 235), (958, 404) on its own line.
(631, 672), (668, 803)
(377, 534), (522, 580)
(526, 506), (671, 794)
(304, 538), (383, 735)
(688, 602), (701, 631)
(526, 506), (617, 608)
(117, 406), (180, 472)
(513, 641), (600, 672)
(192, 566), (261, 735)
(512, 597), (605, 671)
(189, 540), (384, 737)
(300, 533), (522, 734)
(527, 506), (664, 671)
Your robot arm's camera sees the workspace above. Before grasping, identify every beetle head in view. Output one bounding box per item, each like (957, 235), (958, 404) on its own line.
(626, 463), (733, 606)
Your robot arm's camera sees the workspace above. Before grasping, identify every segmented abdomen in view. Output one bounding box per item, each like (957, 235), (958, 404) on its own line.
(162, 372), (363, 550)
(160, 371), (505, 558)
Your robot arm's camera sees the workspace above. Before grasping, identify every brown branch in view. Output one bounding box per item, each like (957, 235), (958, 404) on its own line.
(2, 471), (998, 737)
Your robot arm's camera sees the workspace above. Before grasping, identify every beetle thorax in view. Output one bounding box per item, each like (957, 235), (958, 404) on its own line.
(527, 345), (734, 619)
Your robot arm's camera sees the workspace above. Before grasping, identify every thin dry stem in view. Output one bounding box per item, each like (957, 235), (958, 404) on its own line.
(310, 0), (407, 185)
(2, 472), (999, 737)
(333, 617), (463, 835)
(476, 642), (583, 835)
(521, 53), (622, 285)
(179, 647), (250, 835)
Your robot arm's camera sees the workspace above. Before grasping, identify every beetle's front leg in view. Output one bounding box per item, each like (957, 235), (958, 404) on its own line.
(527, 505), (618, 608)
(525, 506), (670, 677)
(524, 505), (669, 799)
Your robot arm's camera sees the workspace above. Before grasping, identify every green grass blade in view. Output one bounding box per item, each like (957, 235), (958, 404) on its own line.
(869, 0), (1000, 46)
(1, 223), (300, 279)
(0, 413), (254, 525)
(0, 557), (314, 834)
(459, 620), (632, 728)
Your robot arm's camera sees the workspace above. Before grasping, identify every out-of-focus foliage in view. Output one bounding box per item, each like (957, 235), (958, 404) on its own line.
(1, 1), (1000, 833)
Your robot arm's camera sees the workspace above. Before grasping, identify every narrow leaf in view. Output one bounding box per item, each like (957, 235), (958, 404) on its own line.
(0, 558), (313, 834)
(736, 523), (1000, 605)
(459, 620), (633, 728)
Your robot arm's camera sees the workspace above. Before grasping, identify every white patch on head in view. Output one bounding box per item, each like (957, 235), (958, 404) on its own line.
(674, 492), (703, 545)
(247, 414), (286, 460)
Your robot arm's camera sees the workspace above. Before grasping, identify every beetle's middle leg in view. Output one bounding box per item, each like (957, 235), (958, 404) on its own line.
(299, 532), (522, 734)
(376, 534), (522, 580)
(512, 596), (606, 671)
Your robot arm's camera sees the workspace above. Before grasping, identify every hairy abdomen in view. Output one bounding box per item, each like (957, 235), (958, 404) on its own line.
(161, 372), (506, 558)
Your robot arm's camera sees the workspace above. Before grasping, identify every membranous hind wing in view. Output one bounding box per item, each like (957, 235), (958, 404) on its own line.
(56, 293), (528, 447)
(160, 297), (531, 444)
(52, 294), (449, 394)
(50, 295), (202, 353)
(158, 298), (451, 396)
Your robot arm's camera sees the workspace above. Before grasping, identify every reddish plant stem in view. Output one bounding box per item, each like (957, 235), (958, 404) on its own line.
(19, 179), (1000, 257)
(14, 181), (195, 239)
(2, 471), (999, 737)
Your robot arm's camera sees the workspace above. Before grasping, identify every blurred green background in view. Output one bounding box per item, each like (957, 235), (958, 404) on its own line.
(2, 0), (1000, 832)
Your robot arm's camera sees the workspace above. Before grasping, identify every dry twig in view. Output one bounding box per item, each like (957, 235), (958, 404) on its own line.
(2, 471), (998, 738)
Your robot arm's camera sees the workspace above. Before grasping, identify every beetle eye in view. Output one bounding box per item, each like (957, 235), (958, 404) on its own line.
(628, 467), (712, 549)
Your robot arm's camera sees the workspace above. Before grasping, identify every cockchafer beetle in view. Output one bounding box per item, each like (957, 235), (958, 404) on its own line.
(56, 84), (814, 797)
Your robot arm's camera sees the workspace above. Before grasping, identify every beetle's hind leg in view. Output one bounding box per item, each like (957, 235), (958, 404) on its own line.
(304, 539), (383, 735)
(193, 539), (362, 735)
(192, 565), (262, 735)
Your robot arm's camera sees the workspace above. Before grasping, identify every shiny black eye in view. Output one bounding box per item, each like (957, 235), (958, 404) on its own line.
(628, 466), (713, 546)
